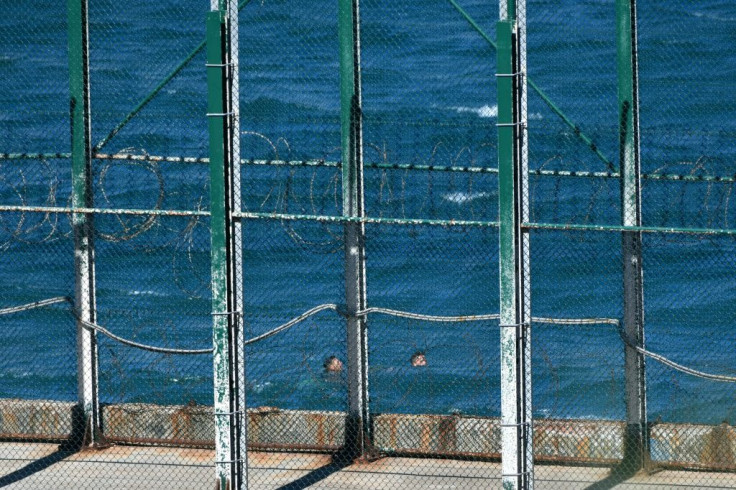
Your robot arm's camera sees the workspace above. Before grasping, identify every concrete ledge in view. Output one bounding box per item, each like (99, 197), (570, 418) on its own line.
(652, 422), (736, 470)
(0, 399), (75, 439)
(1, 399), (736, 471)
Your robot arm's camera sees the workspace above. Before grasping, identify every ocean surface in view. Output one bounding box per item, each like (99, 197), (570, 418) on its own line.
(1, 0), (735, 425)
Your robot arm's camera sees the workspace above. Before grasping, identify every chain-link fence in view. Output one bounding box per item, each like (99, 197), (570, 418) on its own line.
(1, 0), (735, 488)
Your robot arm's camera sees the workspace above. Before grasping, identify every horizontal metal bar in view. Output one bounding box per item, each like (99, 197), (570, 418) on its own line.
(495, 72), (523, 78)
(211, 311), (241, 316)
(0, 205), (209, 218)
(4, 151), (733, 183)
(0, 152), (72, 160)
(206, 112), (234, 117)
(205, 63), (232, 67)
(496, 122), (526, 128)
(530, 169), (620, 179)
(523, 221), (736, 236)
(236, 211), (499, 228)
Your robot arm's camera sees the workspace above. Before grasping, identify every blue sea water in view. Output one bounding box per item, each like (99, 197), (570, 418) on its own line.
(0, 0), (735, 426)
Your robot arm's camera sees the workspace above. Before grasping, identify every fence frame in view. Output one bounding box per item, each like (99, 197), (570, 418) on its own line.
(339, 0), (371, 460)
(498, 0), (533, 486)
(67, 0), (100, 447)
(207, 4), (247, 488)
(617, 0), (649, 472)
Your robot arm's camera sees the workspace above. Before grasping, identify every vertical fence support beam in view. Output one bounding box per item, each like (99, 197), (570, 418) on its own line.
(208, 6), (246, 489)
(617, 0), (648, 472)
(339, 0), (370, 459)
(68, 0), (100, 446)
(225, 0), (247, 482)
(498, 7), (533, 489)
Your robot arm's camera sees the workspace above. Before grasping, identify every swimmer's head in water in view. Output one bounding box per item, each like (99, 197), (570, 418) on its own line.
(410, 351), (427, 367)
(324, 356), (343, 372)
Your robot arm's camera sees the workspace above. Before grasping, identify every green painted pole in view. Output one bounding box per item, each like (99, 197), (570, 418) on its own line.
(68, 0), (100, 446)
(339, 0), (370, 459)
(498, 12), (533, 490)
(617, 0), (648, 473)
(208, 9), (246, 489)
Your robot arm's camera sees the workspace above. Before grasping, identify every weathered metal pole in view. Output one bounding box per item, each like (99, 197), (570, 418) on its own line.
(208, 4), (246, 488)
(226, 0), (248, 482)
(68, 0), (100, 446)
(498, 0), (532, 486)
(339, 0), (370, 459)
(617, 0), (648, 472)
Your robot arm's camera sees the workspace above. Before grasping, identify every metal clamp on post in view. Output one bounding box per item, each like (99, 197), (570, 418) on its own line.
(500, 422), (534, 427)
(499, 322), (530, 328)
(495, 71), (524, 78)
(215, 459), (243, 465)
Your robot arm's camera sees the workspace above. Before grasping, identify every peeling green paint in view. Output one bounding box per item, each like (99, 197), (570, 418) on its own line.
(617, 0), (648, 471)
(68, 0), (100, 446)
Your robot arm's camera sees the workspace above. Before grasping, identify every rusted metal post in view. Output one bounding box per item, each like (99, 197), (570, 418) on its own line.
(68, 0), (100, 446)
(617, 0), (648, 472)
(208, 2), (246, 488)
(339, 0), (370, 459)
(498, 0), (532, 486)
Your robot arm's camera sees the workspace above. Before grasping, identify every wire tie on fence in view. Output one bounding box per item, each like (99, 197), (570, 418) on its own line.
(496, 122), (527, 128)
(205, 63), (232, 67)
(495, 72), (524, 78)
(211, 311), (240, 316)
(206, 112), (234, 117)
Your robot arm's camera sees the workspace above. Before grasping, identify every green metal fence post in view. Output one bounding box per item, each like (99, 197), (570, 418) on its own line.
(339, 0), (370, 459)
(68, 0), (100, 446)
(497, 10), (533, 489)
(617, 0), (648, 473)
(208, 7), (247, 489)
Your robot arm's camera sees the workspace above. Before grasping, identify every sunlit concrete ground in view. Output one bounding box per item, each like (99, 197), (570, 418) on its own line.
(1, 443), (736, 489)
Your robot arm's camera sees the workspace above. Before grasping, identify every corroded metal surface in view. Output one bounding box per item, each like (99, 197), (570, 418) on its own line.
(3, 401), (736, 472)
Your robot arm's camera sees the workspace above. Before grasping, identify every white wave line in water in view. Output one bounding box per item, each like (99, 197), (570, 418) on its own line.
(442, 191), (491, 204)
(693, 11), (736, 22)
(452, 104), (498, 118)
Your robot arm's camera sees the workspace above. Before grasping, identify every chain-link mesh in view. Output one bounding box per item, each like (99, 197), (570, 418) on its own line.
(2, 0), (736, 487)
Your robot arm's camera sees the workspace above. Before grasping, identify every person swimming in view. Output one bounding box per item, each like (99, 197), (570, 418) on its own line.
(323, 355), (343, 373)
(410, 351), (427, 367)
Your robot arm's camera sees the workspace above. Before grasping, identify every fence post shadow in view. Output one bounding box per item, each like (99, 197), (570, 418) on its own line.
(0, 405), (87, 488)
